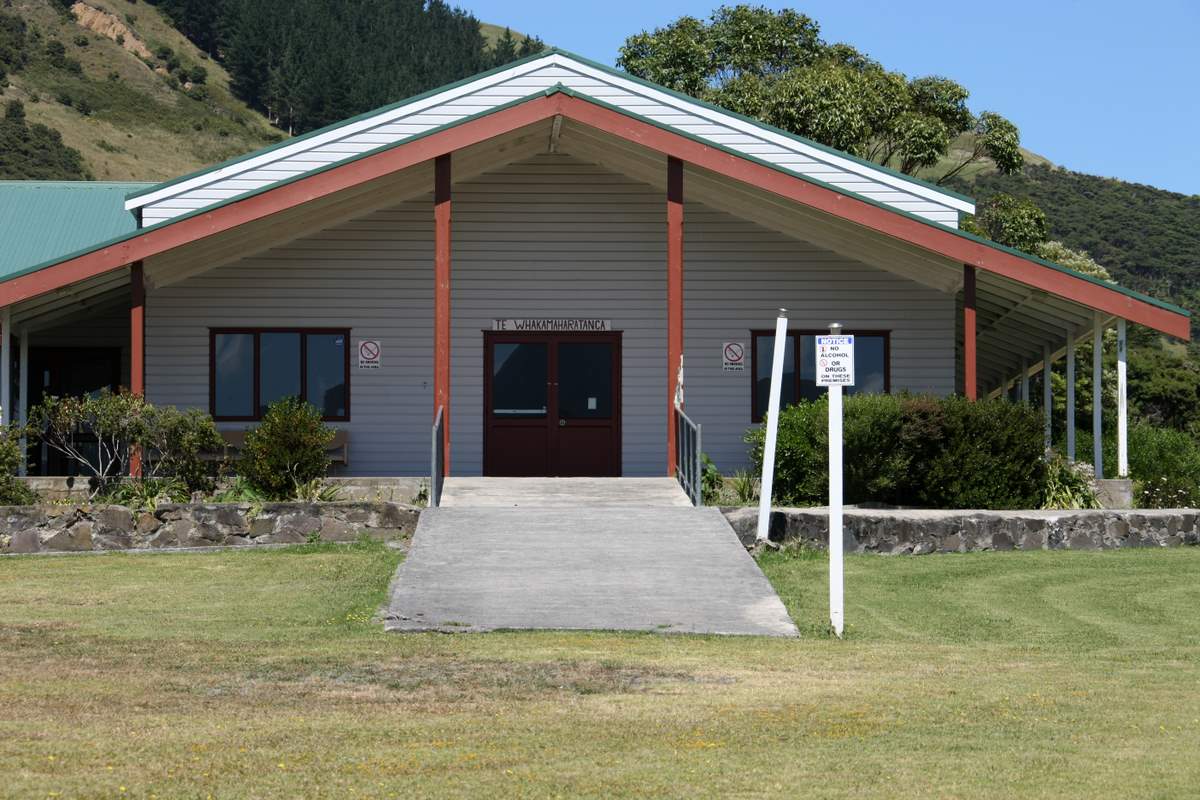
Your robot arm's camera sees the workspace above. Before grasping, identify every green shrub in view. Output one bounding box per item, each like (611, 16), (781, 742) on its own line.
(700, 453), (723, 504)
(0, 424), (36, 505)
(1042, 454), (1100, 509)
(1128, 425), (1200, 508)
(30, 390), (149, 492)
(917, 396), (1045, 509)
(238, 398), (334, 500)
(98, 477), (188, 511)
(747, 393), (1045, 509)
(142, 406), (223, 493)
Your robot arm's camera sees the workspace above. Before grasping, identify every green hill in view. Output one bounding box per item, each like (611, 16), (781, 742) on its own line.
(952, 164), (1200, 339)
(0, 0), (537, 181)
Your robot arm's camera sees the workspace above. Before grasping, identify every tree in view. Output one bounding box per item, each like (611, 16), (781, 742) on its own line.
(617, 5), (1023, 183)
(964, 193), (1048, 252)
(491, 27), (517, 68)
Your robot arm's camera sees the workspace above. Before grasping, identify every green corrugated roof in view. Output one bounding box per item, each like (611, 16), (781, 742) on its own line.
(0, 181), (151, 279)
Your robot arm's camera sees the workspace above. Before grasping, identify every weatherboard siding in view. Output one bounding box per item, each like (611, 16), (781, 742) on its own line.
(145, 201), (437, 477)
(135, 55), (966, 230)
(144, 154), (954, 477)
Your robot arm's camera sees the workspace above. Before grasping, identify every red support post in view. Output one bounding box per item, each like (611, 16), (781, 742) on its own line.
(963, 263), (977, 400)
(434, 154), (452, 475)
(130, 261), (145, 476)
(666, 156), (684, 475)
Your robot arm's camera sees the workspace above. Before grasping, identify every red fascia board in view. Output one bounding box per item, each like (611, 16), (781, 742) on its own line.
(2, 90), (1188, 339)
(555, 96), (1190, 340)
(0, 94), (565, 308)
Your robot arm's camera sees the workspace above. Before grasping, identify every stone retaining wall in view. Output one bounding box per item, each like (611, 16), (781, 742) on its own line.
(0, 501), (420, 554)
(722, 507), (1200, 553)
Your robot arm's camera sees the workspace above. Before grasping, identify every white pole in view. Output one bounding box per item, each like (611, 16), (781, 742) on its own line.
(1066, 328), (1076, 462)
(827, 324), (844, 638)
(1043, 344), (1052, 453)
(1093, 313), (1104, 480)
(1117, 318), (1128, 478)
(0, 307), (10, 428)
(755, 309), (788, 543)
(18, 329), (27, 477)
(1020, 358), (1029, 404)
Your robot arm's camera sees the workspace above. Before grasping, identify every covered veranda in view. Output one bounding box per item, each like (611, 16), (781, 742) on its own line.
(0, 88), (1188, 481)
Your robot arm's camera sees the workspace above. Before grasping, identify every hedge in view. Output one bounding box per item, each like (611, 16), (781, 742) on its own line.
(746, 394), (1046, 509)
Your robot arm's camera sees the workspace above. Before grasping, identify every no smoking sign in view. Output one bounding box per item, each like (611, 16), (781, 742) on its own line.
(358, 339), (381, 369)
(722, 341), (745, 371)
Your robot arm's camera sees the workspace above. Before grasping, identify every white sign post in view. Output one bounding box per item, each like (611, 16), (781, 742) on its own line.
(755, 310), (788, 543)
(816, 324), (854, 637)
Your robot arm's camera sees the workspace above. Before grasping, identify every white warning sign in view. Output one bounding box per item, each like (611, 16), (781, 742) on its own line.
(815, 335), (855, 386)
(358, 339), (381, 369)
(722, 341), (745, 371)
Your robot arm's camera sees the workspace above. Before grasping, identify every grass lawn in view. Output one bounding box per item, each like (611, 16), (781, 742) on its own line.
(2, 543), (1199, 798)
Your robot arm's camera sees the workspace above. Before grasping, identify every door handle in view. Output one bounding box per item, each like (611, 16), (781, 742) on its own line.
(559, 418), (566, 427)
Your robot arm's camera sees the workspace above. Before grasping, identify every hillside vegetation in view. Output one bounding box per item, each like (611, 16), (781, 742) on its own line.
(0, 0), (281, 180)
(0, 0), (538, 180)
(957, 164), (1200, 334)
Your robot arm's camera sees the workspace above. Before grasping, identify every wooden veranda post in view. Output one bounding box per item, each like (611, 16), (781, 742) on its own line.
(434, 154), (452, 476)
(963, 264), (977, 400)
(130, 261), (145, 477)
(666, 156), (684, 474)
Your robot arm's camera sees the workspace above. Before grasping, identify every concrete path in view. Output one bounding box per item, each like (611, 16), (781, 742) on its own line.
(438, 477), (693, 508)
(385, 504), (798, 637)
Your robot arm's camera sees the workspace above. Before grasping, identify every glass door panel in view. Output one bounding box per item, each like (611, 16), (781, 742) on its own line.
(556, 342), (613, 419)
(491, 342), (548, 417)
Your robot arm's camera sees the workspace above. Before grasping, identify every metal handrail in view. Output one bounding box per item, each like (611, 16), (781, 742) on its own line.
(430, 406), (445, 507)
(675, 407), (703, 506)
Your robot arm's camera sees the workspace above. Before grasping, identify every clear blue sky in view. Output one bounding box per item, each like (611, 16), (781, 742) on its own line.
(466, 0), (1200, 195)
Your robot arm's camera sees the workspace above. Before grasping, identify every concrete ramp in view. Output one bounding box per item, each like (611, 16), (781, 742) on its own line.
(385, 504), (797, 637)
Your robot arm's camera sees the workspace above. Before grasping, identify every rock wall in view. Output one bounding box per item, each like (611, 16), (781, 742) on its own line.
(722, 507), (1200, 554)
(1, 502), (419, 554)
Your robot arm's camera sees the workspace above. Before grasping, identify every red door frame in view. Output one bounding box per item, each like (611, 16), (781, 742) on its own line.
(482, 330), (622, 477)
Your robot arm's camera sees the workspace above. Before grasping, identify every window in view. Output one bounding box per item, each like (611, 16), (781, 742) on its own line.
(751, 330), (890, 421)
(211, 329), (349, 421)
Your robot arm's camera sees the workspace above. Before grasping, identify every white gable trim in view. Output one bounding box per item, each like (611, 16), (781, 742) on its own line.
(124, 56), (557, 211)
(127, 52), (973, 227)
(542, 53), (974, 214)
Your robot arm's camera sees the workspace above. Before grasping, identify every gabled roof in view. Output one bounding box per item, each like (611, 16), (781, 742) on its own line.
(125, 49), (974, 228)
(0, 181), (152, 280)
(0, 85), (1188, 341)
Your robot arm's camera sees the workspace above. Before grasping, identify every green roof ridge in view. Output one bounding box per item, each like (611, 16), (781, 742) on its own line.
(9, 85), (1184, 321)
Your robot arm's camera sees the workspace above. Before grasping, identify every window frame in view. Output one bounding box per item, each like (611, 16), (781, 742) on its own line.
(750, 329), (891, 422)
(209, 327), (351, 422)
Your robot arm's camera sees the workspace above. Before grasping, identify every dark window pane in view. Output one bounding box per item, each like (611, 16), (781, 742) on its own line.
(492, 342), (547, 417)
(259, 332), (301, 415)
(557, 342), (613, 418)
(306, 333), (347, 418)
(798, 334), (821, 401)
(754, 334), (795, 420)
(214, 333), (254, 417)
(847, 336), (887, 396)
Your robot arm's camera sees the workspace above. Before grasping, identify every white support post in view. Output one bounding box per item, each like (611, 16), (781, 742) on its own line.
(1117, 319), (1128, 478)
(1020, 359), (1029, 404)
(18, 329), (27, 477)
(755, 309), (788, 543)
(1093, 313), (1104, 480)
(0, 307), (10, 428)
(827, 322), (845, 639)
(1066, 328), (1076, 463)
(1043, 344), (1052, 453)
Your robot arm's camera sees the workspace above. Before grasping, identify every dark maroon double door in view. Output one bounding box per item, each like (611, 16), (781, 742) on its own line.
(483, 332), (621, 476)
